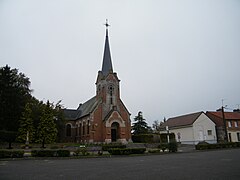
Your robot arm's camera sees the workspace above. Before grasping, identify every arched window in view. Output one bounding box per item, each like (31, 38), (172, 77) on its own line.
(83, 123), (85, 135)
(108, 85), (114, 104)
(87, 120), (90, 134)
(66, 124), (71, 137)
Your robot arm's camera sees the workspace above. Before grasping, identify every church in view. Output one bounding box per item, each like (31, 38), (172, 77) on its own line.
(63, 21), (132, 144)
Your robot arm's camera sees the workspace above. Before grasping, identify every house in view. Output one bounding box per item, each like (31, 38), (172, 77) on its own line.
(206, 110), (240, 142)
(63, 21), (132, 144)
(160, 112), (217, 145)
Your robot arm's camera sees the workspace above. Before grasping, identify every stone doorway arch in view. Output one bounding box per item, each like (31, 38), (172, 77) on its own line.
(111, 122), (120, 142)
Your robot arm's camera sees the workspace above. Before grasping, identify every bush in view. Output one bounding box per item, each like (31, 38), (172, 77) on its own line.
(31, 150), (56, 157)
(132, 134), (153, 143)
(31, 150), (70, 157)
(148, 149), (160, 153)
(0, 150), (24, 158)
(108, 148), (130, 155)
(195, 142), (240, 150)
(57, 150), (70, 157)
(130, 148), (146, 154)
(102, 144), (126, 151)
(168, 141), (178, 152)
(108, 148), (146, 155)
(158, 143), (168, 152)
(74, 146), (89, 156)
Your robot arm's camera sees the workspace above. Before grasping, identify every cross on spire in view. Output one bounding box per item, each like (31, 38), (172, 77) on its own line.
(104, 19), (110, 29)
(101, 19), (113, 76)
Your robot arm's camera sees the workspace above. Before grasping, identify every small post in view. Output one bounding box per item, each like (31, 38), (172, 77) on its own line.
(166, 126), (170, 143)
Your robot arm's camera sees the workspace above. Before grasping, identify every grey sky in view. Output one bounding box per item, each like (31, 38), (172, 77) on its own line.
(1, 0), (240, 126)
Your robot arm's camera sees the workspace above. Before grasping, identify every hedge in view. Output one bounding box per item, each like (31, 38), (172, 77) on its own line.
(148, 149), (160, 153)
(195, 142), (240, 150)
(56, 150), (70, 157)
(0, 150), (24, 158)
(108, 148), (146, 155)
(31, 150), (70, 157)
(132, 134), (154, 143)
(102, 144), (126, 151)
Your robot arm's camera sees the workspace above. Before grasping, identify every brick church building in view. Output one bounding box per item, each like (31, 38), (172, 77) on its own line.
(63, 22), (132, 143)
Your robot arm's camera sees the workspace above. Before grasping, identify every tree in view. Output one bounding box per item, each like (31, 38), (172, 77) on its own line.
(0, 65), (31, 148)
(0, 130), (17, 149)
(17, 103), (35, 143)
(0, 65), (31, 132)
(132, 111), (151, 135)
(37, 101), (58, 148)
(53, 100), (66, 142)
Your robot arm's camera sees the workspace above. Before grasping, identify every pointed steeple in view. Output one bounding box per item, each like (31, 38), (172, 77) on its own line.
(102, 19), (113, 76)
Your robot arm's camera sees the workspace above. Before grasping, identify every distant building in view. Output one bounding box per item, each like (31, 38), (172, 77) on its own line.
(63, 23), (132, 143)
(160, 112), (217, 145)
(206, 111), (240, 142)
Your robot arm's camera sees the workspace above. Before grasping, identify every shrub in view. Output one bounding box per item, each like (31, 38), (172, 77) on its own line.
(0, 150), (24, 158)
(31, 150), (56, 157)
(130, 148), (146, 154)
(158, 143), (168, 152)
(195, 142), (240, 150)
(108, 148), (146, 155)
(57, 150), (70, 157)
(168, 141), (178, 152)
(102, 144), (126, 151)
(148, 149), (160, 153)
(108, 148), (130, 155)
(132, 134), (153, 143)
(74, 146), (89, 156)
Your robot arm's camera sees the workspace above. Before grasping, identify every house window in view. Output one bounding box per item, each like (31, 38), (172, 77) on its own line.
(237, 133), (240, 142)
(228, 121), (232, 128)
(66, 124), (71, 137)
(207, 130), (212, 136)
(234, 121), (238, 127)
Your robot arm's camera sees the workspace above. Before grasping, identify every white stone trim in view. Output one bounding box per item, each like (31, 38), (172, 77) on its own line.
(105, 139), (112, 143)
(105, 111), (125, 128)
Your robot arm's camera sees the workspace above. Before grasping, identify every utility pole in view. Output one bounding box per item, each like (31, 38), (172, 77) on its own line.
(221, 99), (228, 142)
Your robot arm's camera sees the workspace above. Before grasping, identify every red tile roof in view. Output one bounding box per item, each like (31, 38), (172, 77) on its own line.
(161, 112), (203, 128)
(206, 111), (240, 127)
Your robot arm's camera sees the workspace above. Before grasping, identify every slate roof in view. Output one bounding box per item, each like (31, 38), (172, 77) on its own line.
(161, 112), (203, 129)
(63, 96), (99, 120)
(206, 111), (240, 127)
(63, 109), (78, 121)
(101, 29), (113, 76)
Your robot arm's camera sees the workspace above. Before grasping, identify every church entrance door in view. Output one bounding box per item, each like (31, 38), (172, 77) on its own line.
(111, 122), (119, 142)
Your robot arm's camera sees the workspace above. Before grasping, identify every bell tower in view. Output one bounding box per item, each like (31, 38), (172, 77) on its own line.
(96, 20), (120, 117)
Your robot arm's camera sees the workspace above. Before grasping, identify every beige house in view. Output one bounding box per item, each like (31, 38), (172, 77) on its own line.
(160, 112), (217, 145)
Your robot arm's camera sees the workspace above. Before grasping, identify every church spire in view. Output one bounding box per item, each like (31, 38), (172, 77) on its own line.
(102, 19), (113, 76)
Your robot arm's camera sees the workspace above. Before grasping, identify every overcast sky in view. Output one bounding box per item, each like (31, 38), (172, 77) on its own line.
(1, 0), (240, 126)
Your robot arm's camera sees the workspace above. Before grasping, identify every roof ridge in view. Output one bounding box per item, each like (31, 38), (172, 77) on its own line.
(168, 111), (203, 120)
